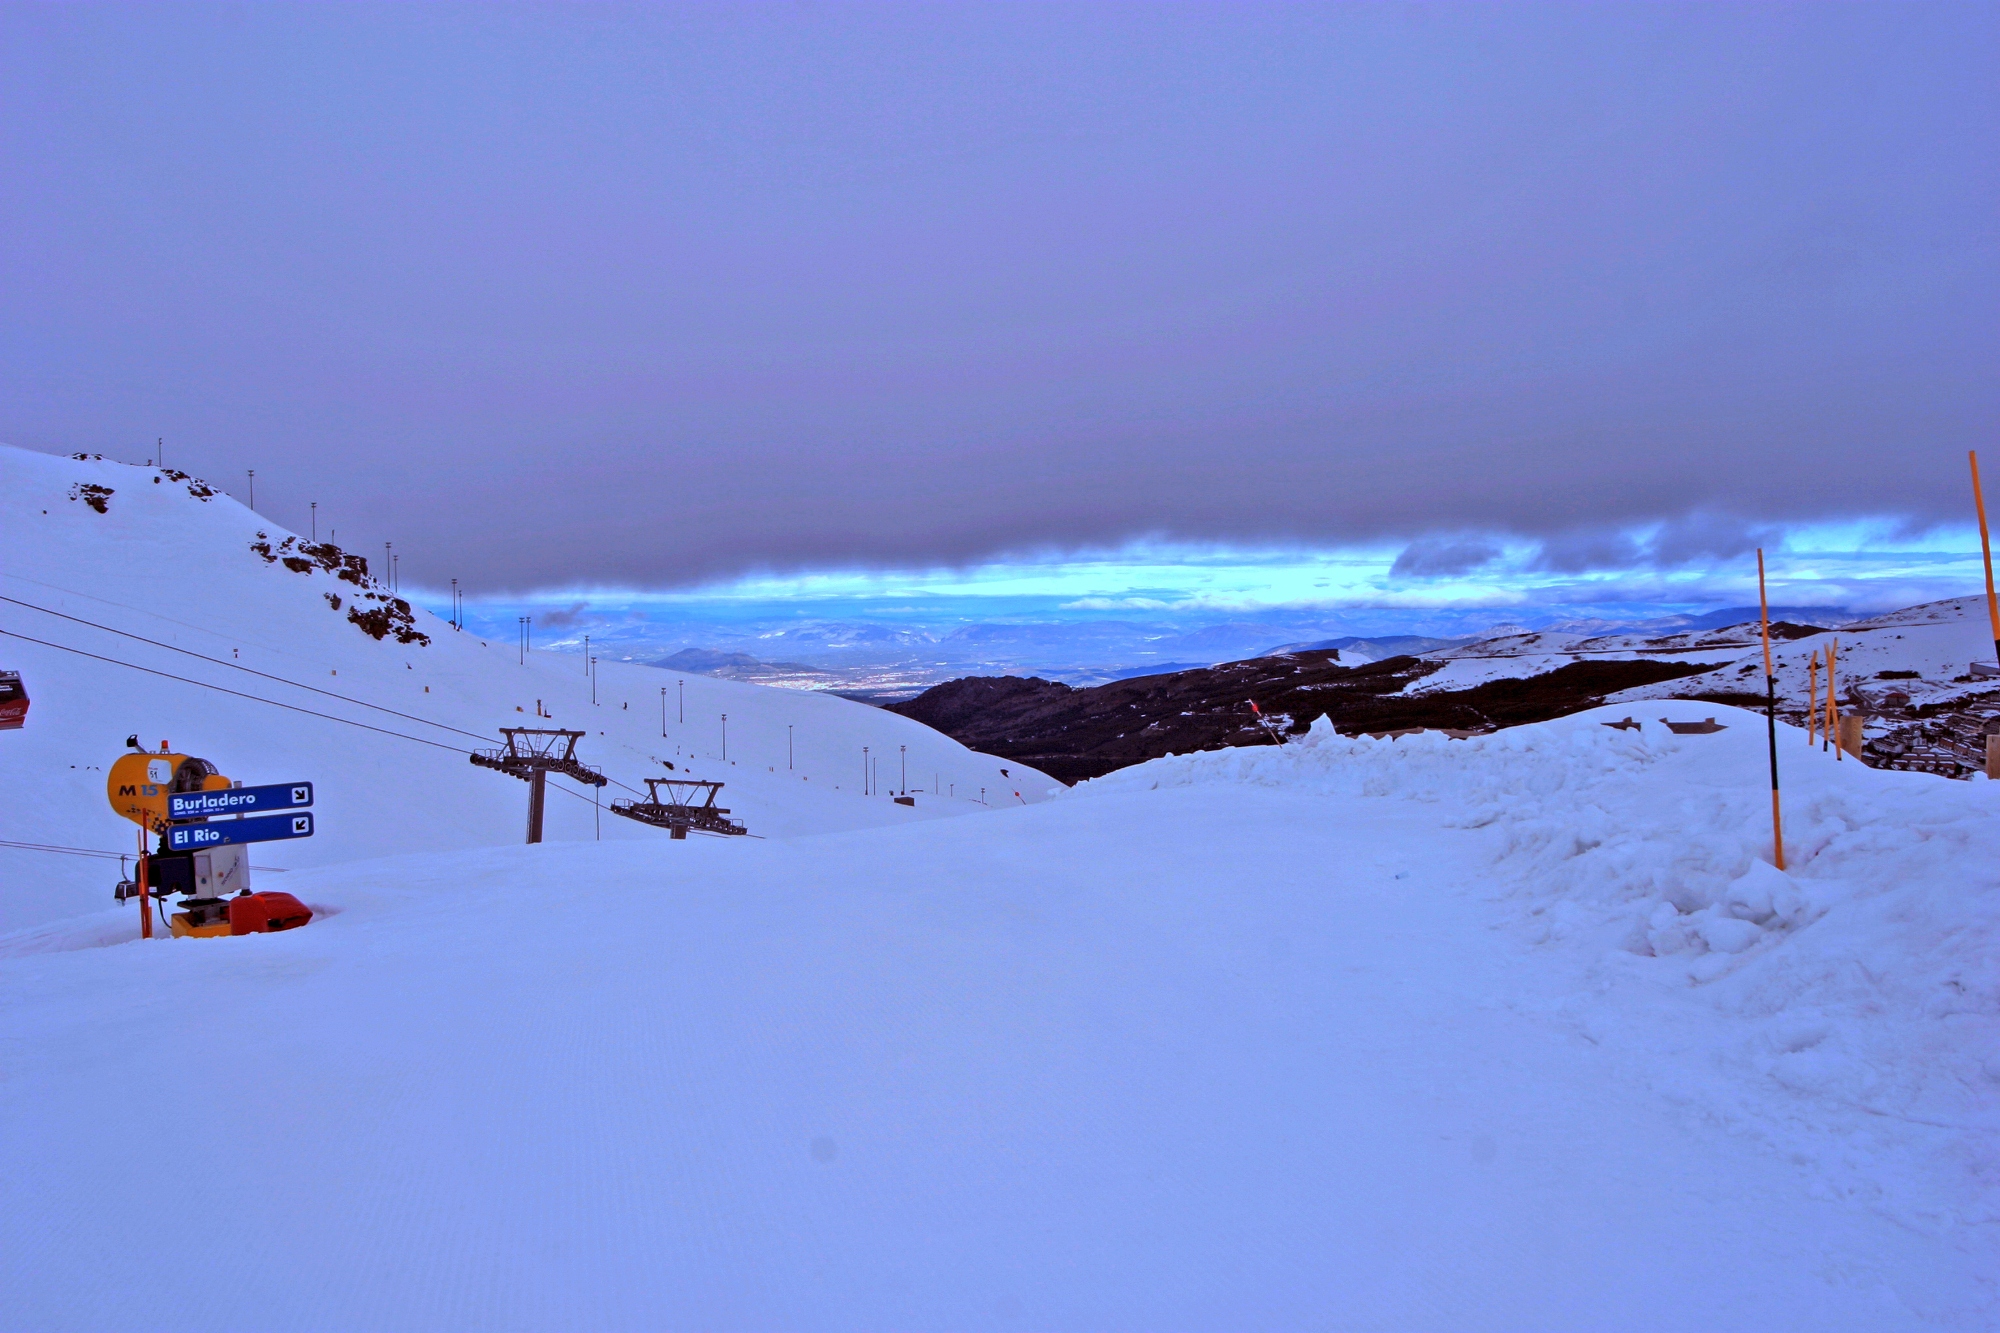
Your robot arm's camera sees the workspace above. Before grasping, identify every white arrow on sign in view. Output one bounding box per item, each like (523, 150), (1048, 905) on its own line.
(291, 815), (310, 834)
(292, 786), (310, 803)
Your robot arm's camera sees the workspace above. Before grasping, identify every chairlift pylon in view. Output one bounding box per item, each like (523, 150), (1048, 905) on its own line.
(609, 776), (747, 839)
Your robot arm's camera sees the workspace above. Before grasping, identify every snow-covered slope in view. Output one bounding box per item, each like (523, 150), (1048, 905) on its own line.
(1404, 630), (1604, 693)
(1096, 709), (2000, 1243)
(1401, 603), (2000, 740)
(3, 703), (1992, 1328)
(0, 447), (1052, 931)
(1607, 597), (1999, 710)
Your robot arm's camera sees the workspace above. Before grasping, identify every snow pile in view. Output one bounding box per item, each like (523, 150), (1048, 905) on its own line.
(1083, 707), (2000, 1238)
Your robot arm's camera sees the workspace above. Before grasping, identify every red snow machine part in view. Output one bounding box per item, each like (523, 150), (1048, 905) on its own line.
(228, 891), (313, 935)
(0, 670), (27, 730)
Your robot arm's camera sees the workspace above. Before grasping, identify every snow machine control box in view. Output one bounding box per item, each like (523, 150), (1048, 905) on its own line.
(169, 892), (313, 939)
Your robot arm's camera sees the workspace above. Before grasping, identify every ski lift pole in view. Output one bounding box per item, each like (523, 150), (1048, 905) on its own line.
(1757, 549), (1785, 871)
(1806, 651), (1820, 747)
(1972, 451), (2000, 668)
(135, 823), (152, 940)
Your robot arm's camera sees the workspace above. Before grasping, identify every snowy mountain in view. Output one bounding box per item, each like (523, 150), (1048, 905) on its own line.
(1602, 598), (1997, 710)
(0, 446), (1054, 932)
(1408, 603), (1996, 710)
(4, 444), (1995, 1327)
(1259, 633), (1475, 662)
(1398, 602), (2000, 770)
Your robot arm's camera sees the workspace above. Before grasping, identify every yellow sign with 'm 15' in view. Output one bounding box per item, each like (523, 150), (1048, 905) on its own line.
(107, 752), (233, 832)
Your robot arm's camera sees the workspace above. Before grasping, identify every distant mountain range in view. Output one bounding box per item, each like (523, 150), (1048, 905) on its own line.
(1260, 634), (1475, 658)
(886, 598), (1993, 784)
(622, 608), (1861, 700)
(651, 647), (817, 676)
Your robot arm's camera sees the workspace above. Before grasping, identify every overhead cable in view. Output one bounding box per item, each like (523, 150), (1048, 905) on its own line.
(0, 627), (471, 755)
(0, 594), (491, 743)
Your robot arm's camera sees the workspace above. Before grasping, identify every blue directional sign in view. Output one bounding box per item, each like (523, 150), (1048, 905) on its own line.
(166, 811), (314, 851)
(168, 782), (313, 821)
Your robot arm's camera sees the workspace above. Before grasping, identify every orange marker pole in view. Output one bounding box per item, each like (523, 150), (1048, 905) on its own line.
(1807, 651), (1819, 746)
(1757, 550), (1785, 870)
(1973, 451), (2000, 669)
(1826, 638), (1840, 761)
(136, 826), (152, 940)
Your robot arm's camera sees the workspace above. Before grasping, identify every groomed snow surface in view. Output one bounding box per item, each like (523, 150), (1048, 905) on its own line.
(4, 706), (1995, 1330)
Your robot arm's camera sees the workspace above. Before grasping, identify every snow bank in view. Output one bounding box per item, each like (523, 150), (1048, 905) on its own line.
(1081, 707), (2000, 1240)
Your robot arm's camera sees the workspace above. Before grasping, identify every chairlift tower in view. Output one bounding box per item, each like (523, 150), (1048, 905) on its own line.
(470, 727), (607, 844)
(609, 778), (747, 839)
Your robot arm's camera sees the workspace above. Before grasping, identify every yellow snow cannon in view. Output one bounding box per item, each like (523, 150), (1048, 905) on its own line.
(107, 744), (234, 833)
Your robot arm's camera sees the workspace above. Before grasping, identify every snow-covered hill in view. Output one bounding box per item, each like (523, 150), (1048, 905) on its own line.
(1408, 603), (2000, 713)
(1395, 605), (2000, 778)
(1095, 707), (2000, 1254)
(0, 447), (1053, 932)
(4, 703), (1993, 1328)
(1605, 597), (1999, 711)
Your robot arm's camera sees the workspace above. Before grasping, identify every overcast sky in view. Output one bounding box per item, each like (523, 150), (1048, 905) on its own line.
(3, 3), (1995, 592)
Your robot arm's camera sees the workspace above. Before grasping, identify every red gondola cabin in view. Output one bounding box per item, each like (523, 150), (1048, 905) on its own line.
(0, 671), (26, 730)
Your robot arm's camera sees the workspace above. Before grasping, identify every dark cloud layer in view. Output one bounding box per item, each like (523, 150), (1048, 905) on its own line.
(1390, 537), (1502, 580)
(3, 4), (1994, 591)
(1522, 513), (1786, 575)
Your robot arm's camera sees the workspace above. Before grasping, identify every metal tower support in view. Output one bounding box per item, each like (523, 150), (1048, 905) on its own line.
(469, 727), (607, 844)
(609, 777), (747, 839)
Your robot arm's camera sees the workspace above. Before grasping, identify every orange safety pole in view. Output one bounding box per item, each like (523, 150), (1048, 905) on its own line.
(136, 826), (152, 940)
(1756, 550), (1785, 869)
(1826, 638), (1841, 760)
(1807, 651), (1819, 746)
(1973, 451), (2000, 669)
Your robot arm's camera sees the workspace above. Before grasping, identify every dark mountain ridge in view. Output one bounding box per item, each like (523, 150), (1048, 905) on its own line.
(889, 649), (1713, 783)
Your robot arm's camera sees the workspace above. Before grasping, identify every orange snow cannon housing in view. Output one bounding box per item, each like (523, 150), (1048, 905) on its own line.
(228, 892), (313, 935)
(106, 751), (233, 831)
